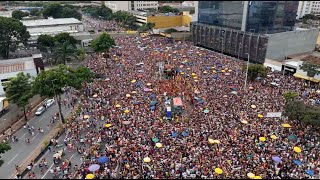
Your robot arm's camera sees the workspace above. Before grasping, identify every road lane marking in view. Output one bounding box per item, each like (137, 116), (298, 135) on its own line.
(41, 163), (54, 179)
(7, 154), (19, 165)
(19, 132), (27, 140)
(39, 116), (46, 122)
(31, 133), (39, 140)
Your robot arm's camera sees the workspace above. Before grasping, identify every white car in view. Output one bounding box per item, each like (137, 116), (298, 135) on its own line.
(35, 106), (46, 116)
(45, 99), (55, 108)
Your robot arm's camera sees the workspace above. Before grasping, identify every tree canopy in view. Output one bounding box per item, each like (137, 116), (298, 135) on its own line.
(159, 5), (179, 13)
(37, 34), (56, 53)
(82, 5), (113, 20)
(53, 41), (77, 65)
(33, 65), (95, 123)
(0, 143), (11, 167)
(42, 2), (82, 20)
(283, 91), (299, 102)
(137, 22), (155, 33)
(12, 10), (29, 20)
(285, 100), (320, 127)
(54, 32), (77, 47)
(299, 62), (320, 77)
(0, 17), (30, 59)
(243, 64), (267, 81)
(4, 72), (34, 121)
(91, 32), (115, 53)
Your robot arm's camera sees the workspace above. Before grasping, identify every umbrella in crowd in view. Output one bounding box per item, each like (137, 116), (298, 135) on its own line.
(98, 156), (109, 164)
(88, 164), (100, 172)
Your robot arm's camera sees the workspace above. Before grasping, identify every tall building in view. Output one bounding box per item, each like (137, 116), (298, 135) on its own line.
(191, 1), (318, 64)
(104, 1), (158, 12)
(297, 1), (320, 19)
(197, 1), (298, 34)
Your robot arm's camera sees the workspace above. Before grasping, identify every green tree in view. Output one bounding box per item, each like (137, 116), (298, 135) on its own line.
(243, 64), (267, 81)
(33, 65), (94, 123)
(30, 8), (41, 17)
(0, 143), (11, 167)
(42, 2), (64, 18)
(284, 100), (306, 121)
(299, 62), (320, 77)
(75, 48), (86, 61)
(4, 73), (34, 121)
(137, 22), (155, 33)
(0, 17), (30, 59)
(12, 10), (28, 20)
(111, 11), (137, 29)
(53, 41), (77, 65)
(37, 34), (56, 53)
(159, 5), (179, 13)
(91, 32), (115, 53)
(61, 7), (82, 20)
(54, 32), (77, 47)
(283, 91), (299, 102)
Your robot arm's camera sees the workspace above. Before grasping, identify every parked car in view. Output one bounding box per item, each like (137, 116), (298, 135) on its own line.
(45, 99), (55, 108)
(35, 106), (46, 116)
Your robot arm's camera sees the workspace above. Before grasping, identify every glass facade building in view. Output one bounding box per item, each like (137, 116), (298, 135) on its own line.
(198, 1), (299, 34)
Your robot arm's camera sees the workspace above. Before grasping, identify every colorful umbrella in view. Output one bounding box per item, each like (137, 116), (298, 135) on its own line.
(122, 121), (131, 125)
(144, 88), (149, 92)
(293, 159), (302, 165)
(182, 131), (188, 137)
(88, 164), (100, 172)
(98, 156), (109, 164)
(131, 91), (137, 94)
(115, 104), (121, 108)
(251, 105), (257, 109)
(214, 168), (223, 174)
(257, 114), (263, 118)
(208, 138), (215, 144)
(191, 73), (197, 76)
(150, 101), (158, 106)
(213, 75), (218, 79)
(180, 72), (185, 75)
(294, 146), (302, 153)
(147, 83), (152, 86)
(213, 140), (220, 144)
(143, 157), (151, 163)
(270, 135), (277, 140)
(282, 124), (291, 128)
(259, 137), (266, 142)
(126, 94), (131, 98)
(171, 132), (178, 138)
(131, 79), (136, 83)
(203, 71), (208, 74)
(241, 120), (248, 124)
(225, 73), (231, 76)
(203, 109), (209, 113)
(247, 173), (255, 179)
(288, 135), (297, 141)
(105, 124), (112, 128)
(221, 70), (225, 73)
(124, 109), (130, 113)
(306, 169), (314, 176)
(155, 143), (163, 148)
(152, 138), (159, 143)
(230, 91), (237, 95)
(92, 94), (98, 98)
(253, 176), (262, 179)
(249, 86), (254, 90)
(272, 156), (282, 163)
(84, 115), (90, 119)
(85, 174), (94, 179)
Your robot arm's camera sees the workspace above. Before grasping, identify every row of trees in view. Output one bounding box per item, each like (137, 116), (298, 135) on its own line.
(283, 91), (320, 126)
(82, 5), (138, 30)
(42, 3), (82, 20)
(5, 65), (95, 124)
(159, 5), (180, 13)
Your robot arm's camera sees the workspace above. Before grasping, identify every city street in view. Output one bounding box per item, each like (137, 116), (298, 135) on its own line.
(0, 94), (72, 179)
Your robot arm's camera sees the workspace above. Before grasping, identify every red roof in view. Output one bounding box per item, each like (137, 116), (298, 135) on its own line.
(0, 62), (25, 74)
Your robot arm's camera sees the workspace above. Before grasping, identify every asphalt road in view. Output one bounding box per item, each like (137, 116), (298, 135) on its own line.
(0, 94), (72, 179)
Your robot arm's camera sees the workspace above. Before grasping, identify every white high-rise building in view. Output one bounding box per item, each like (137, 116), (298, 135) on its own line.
(104, 1), (158, 12)
(297, 1), (320, 19)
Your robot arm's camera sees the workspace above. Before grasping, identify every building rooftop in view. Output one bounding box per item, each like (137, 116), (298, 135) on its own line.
(21, 18), (82, 27)
(0, 10), (12, 17)
(0, 55), (38, 74)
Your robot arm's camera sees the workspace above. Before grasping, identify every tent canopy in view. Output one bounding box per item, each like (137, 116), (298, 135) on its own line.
(173, 97), (183, 106)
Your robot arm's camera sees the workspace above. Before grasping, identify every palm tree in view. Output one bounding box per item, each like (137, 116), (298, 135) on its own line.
(53, 41), (77, 65)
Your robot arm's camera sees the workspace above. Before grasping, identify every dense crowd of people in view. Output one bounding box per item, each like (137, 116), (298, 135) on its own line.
(29, 35), (319, 179)
(82, 15), (125, 32)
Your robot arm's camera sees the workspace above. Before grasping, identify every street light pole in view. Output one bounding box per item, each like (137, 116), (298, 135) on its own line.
(244, 53), (250, 91)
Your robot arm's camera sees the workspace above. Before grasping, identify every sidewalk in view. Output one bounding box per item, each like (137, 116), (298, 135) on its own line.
(0, 95), (45, 142)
